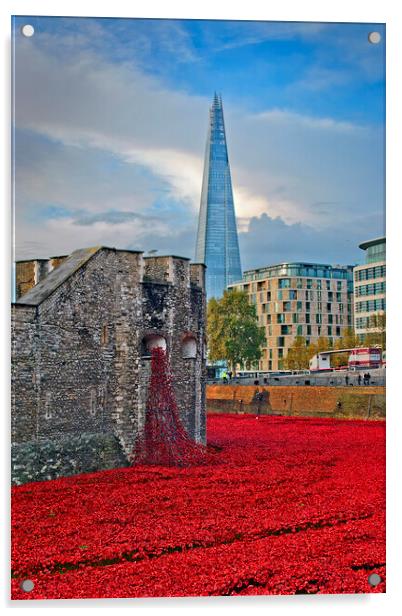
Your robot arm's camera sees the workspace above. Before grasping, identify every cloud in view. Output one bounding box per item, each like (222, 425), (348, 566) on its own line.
(15, 213), (196, 261)
(198, 20), (328, 52)
(254, 108), (362, 132)
(13, 19), (384, 265)
(239, 212), (384, 271)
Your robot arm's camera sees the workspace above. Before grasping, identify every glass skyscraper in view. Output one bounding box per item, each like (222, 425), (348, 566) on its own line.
(195, 93), (242, 298)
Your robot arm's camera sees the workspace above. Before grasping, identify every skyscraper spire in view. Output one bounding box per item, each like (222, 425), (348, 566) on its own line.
(195, 94), (242, 298)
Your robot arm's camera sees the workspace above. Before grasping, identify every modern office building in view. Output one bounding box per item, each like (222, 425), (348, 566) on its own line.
(353, 237), (386, 337)
(229, 262), (354, 371)
(195, 93), (242, 298)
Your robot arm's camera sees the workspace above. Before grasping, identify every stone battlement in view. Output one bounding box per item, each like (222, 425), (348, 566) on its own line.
(15, 247), (205, 302)
(12, 247), (206, 484)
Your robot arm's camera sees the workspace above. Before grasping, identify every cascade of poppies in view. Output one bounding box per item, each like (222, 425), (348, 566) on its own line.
(131, 346), (207, 467)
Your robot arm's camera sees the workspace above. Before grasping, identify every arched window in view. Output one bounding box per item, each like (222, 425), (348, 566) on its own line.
(142, 334), (167, 357)
(182, 335), (197, 359)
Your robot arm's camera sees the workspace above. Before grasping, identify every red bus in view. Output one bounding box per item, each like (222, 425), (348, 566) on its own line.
(348, 347), (382, 369)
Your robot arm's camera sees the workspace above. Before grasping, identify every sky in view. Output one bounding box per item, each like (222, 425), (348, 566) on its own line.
(12, 16), (385, 269)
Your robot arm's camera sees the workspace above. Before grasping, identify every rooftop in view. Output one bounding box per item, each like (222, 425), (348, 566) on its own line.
(242, 261), (354, 274)
(359, 237), (386, 251)
(15, 246), (202, 306)
(15, 247), (101, 306)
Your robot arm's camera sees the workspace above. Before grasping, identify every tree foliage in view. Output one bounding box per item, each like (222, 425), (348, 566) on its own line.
(283, 336), (311, 370)
(284, 314), (386, 370)
(207, 290), (266, 373)
(365, 313), (386, 350)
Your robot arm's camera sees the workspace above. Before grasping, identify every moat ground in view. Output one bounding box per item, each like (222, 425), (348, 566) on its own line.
(12, 414), (385, 599)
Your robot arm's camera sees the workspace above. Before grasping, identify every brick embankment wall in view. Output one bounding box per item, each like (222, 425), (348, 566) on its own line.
(207, 385), (385, 420)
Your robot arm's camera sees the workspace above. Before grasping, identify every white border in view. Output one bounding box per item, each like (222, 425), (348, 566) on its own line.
(1, 1), (401, 615)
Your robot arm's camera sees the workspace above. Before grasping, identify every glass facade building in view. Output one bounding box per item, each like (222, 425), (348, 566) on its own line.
(353, 237), (386, 335)
(195, 93), (242, 298)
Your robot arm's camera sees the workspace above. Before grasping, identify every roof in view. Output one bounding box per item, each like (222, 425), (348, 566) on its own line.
(242, 261), (354, 275)
(359, 237), (386, 251)
(15, 246), (101, 306)
(15, 258), (49, 263)
(143, 255), (191, 261)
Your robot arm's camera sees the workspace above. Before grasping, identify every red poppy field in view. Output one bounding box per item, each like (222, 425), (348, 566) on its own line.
(11, 414), (385, 599)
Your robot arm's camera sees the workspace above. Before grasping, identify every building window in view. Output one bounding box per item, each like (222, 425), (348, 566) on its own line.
(278, 278), (291, 288)
(307, 325), (312, 336)
(142, 334), (167, 357)
(283, 301), (292, 312)
(328, 314), (333, 324)
(326, 280), (331, 291)
(281, 325), (291, 335)
(306, 279), (312, 289)
(316, 314), (322, 324)
(306, 302), (311, 312)
(326, 303), (332, 312)
(327, 326), (332, 336)
(296, 301), (302, 312)
(355, 299), (386, 313)
(306, 313), (311, 324)
(182, 335), (197, 358)
(277, 314), (285, 324)
(336, 326), (341, 336)
(277, 337), (285, 348)
(289, 290), (297, 300)
(297, 325), (303, 336)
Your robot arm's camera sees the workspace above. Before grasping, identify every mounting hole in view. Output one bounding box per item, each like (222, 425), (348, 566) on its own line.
(368, 573), (382, 586)
(21, 24), (35, 38)
(20, 579), (34, 592)
(368, 32), (381, 44)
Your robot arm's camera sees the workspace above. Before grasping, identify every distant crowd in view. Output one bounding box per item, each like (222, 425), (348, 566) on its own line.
(219, 370), (375, 387)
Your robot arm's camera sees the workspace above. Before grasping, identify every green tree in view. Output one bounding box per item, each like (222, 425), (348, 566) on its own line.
(331, 328), (360, 367)
(207, 290), (266, 373)
(284, 336), (311, 370)
(364, 313), (386, 350)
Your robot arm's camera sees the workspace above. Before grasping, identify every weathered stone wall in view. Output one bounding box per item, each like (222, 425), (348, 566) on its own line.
(12, 433), (128, 485)
(15, 261), (37, 300)
(207, 384), (385, 420)
(11, 305), (37, 442)
(11, 247), (206, 484)
(15, 257), (67, 299)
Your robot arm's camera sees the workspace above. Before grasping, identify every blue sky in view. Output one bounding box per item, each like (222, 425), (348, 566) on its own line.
(12, 16), (385, 268)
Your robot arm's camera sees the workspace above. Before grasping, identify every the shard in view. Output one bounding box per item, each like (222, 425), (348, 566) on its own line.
(195, 93), (242, 298)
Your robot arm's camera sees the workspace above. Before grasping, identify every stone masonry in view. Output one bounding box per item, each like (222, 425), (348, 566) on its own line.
(12, 247), (206, 485)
